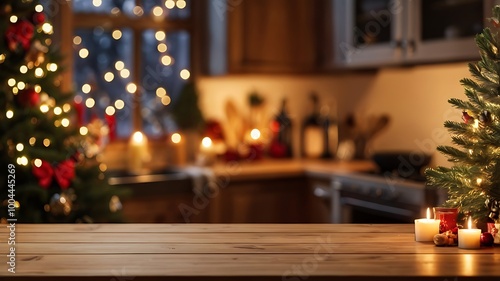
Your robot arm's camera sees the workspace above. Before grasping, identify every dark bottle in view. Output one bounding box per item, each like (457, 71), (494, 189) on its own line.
(269, 98), (292, 158)
(301, 93), (324, 158)
(319, 103), (338, 159)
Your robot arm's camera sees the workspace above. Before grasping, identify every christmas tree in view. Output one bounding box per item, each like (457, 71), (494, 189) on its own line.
(0, 0), (127, 223)
(426, 6), (500, 223)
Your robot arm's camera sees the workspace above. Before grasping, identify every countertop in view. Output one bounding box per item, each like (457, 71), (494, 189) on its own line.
(208, 159), (377, 180)
(2, 223), (499, 280)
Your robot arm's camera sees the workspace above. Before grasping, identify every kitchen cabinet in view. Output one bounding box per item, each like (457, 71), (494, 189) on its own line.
(209, 175), (311, 223)
(334, 0), (497, 68)
(227, 0), (329, 73)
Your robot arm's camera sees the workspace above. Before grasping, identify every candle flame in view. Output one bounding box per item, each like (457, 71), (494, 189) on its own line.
(426, 207), (430, 219)
(468, 216), (472, 229)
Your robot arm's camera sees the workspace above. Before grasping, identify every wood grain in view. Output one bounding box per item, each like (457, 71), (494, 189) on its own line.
(1, 224), (498, 279)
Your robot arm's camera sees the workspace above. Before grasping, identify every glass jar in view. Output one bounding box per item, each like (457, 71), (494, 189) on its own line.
(433, 207), (458, 233)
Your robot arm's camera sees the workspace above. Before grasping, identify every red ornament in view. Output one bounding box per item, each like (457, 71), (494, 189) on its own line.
(204, 120), (224, 141)
(32, 159), (75, 189)
(269, 141), (287, 158)
(105, 113), (117, 141)
(16, 88), (40, 108)
(462, 111), (474, 124)
(32, 12), (45, 25)
(480, 232), (494, 247)
(5, 20), (34, 52)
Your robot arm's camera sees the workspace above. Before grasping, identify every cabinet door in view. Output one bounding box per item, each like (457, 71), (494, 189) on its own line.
(405, 0), (495, 63)
(334, 0), (405, 67)
(228, 0), (325, 73)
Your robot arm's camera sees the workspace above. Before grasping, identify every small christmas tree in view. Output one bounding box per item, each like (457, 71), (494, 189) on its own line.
(0, 0), (127, 222)
(426, 6), (500, 223)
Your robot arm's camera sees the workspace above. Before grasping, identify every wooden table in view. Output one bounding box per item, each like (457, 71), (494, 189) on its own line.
(1, 224), (499, 280)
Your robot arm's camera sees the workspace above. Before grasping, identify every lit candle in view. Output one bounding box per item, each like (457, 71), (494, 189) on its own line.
(127, 131), (150, 174)
(458, 216), (481, 249)
(198, 136), (216, 165)
(170, 133), (186, 166)
(415, 208), (441, 242)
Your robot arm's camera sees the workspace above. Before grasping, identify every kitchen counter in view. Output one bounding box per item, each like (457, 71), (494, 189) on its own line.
(209, 159), (377, 180)
(2, 223), (499, 280)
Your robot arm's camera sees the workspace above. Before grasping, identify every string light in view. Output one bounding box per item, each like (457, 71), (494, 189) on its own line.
(10, 16), (18, 23)
(29, 137), (36, 146)
(126, 83), (137, 93)
(180, 69), (190, 80)
(80, 126), (89, 135)
(35, 4), (44, 12)
(73, 36), (82, 45)
(40, 104), (49, 113)
(0, 54), (5, 64)
(8, 79), (16, 87)
(115, 99), (125, 109)
(92, 0), (102, 7)
(12, 87), (18, 94)
(120, 69), (130, 78)
(161, 96), (171, 105)
(152, 6), (163, 16)
(42, 23), (53, 34)
(155, 31), (166, 41)
(6, 110), (13, 119)
(165, 0), (175, 9)
(112, 30), (122, 40)
(171, 133), (181, 143)
(54, 120), (61, 127)
(477, 178), (483, 185)
(104, 72), (114, 82)
(54, 107), (62, 115)
(17, 82), (26, 90)
(115, 61), (125, 70)
(105, 106), (116, 115)
(16, 144), (24, 152)
(157, 43), (167, 52)
(473, 119), (479, 129)
(63, 103), (71, 112)
(82, 84), (91, 93)
(35, 67), (45, 78)
(20, 65), (28, 73)
(79, 48), (89, 58)
(17, 156), (28, 166)
(177, 0), (187, 9)
(47, 63), (58, 72)
(133, 6), (144, 16)
(156, 87), (167, 97)
(34, 158), (42, 167)
(61, 118), (70, 127)
(161, 55), (172, 65)
(99, 163), (107, 172)
(85, 98), (96, 108)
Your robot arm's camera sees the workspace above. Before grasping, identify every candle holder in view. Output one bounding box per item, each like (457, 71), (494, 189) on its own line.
(433, 207), (458, 233)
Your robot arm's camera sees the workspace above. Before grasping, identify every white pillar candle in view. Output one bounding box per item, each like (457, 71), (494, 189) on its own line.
(458, 217), (481, 249)
(415, 208), (440, 242)
(127, 131), (150, 174)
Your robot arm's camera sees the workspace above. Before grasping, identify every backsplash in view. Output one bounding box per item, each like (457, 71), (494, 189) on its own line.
(197, 62), (470, 167)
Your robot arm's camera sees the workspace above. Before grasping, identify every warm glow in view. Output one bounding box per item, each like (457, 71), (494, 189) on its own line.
(468, 216), (472, 229)
(40, 104), (49, 113)
(63, 103), (71, 112)
(8, 78), (16, 87)
(201, 137), (213, 148)
(161, 96), (171, 105)
(42, 23), (53, 34)
(34, 158), (42, 167)
(105, 106), (116, 115)
(17, 156), (28, 166)
(85, 98), (96, 108)
(157, 43), (167, 52)
(29, 137), (36, 146)
(17, 81), (25, 90)
(104, 72), (115, 82)
(80, 126), (89, 135)
(99, 163), (107, 172)
(426, 207), (430, 220)
(115, 61), (125, 70)
(92, 0), (102, 7)
(152, 6), (163, 16)
(35, 4), (44, 12)
(156, 87), (167, 97)
(132, 131), (145, 144)
(171, 133), (181, 144)
(473, 119), (479, 129)
(73, 36), (82, 45)
(120, 69), (130, 78)
(250, 129), (261, 140)
(54, 107), (62, 115)
(112, 30), (122, 40)
(12, 87), (18, 94)
(43, 139), (51, 147)
(469, 149), (473, 155)
(16, 143), (24, 152)
(79, 48), (89, 58)
(6, 110), (13, 119)
(477, 178), (482, 185)
(61, 118), (70, 127)
(133, 6), (144, 16)
(0, 54), (5, 63)
(54, 120), (61, 127)
(20, 65), (28, 74)
(161, 55), (172, 65)
(126, 83), (137, 93)
(155, 31), (166, 41)
(35, 67), (44, 77)
(180, 69), (190, 80)
(177, 0), (187, 9)
(10, 16), (18, 23)
(115, 99), (125, 109)
(47, 63), (58, 72)
(165, 0), (175, 9)
(82, 83), (91, 93)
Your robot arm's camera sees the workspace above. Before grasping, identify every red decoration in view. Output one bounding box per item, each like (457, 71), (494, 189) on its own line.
(105, 113), (117, 141)
(73, 101), (84, 127)
(5, 20), (34, 52)
(32, 12), (45, 25)
(462, 111), (474, 124)
(480, 232), (494, 247)
(268, 141), (287, 158)
(16, 88), (40, 108)
(32, 159), (75, 189)
(204, 120), (224, 141)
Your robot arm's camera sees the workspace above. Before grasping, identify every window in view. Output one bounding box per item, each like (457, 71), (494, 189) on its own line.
(71, 0), (193, 139)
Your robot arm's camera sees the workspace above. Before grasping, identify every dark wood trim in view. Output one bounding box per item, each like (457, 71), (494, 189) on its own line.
(73, 14), (192, 31)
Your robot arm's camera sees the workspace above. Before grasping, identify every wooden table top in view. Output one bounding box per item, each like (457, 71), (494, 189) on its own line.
(1, 224), (498, 280)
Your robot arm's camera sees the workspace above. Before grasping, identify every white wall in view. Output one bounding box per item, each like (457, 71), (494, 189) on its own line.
(196, 62), (470, 167)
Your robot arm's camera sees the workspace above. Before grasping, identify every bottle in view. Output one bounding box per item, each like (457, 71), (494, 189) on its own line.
(269, 98), (292, 158)
(319, 103), (338, 159)
(301, 93), (324, 158)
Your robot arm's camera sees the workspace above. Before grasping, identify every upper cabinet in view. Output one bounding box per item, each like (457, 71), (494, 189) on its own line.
(333, 0), (498, 68)
(226, 0), (330, 73)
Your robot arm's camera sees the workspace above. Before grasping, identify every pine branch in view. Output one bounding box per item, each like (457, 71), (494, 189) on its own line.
(464, 88), (486, 108)
(469, 63), (498, 87)
(448, 98), (477, 111)
(443, 120), (470, 135)
(436, 145), (468, 162)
